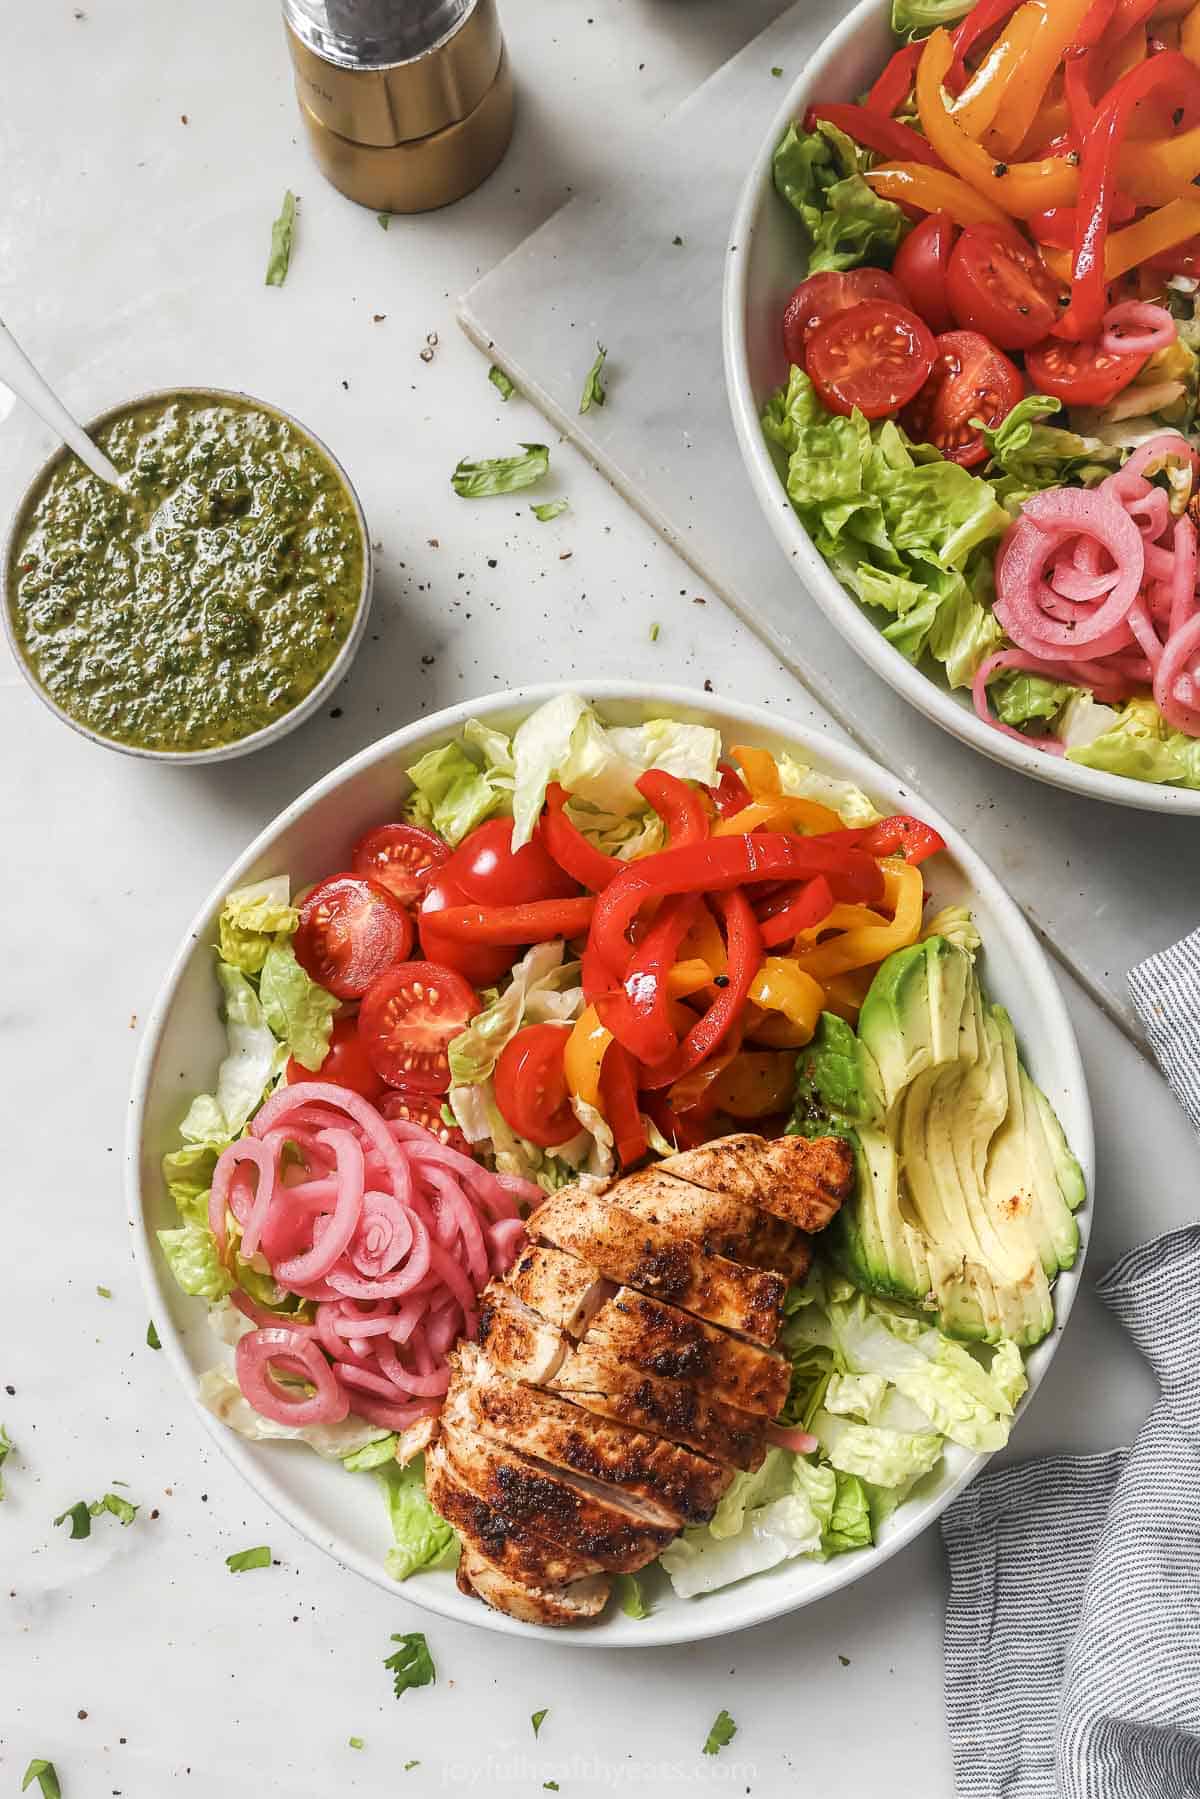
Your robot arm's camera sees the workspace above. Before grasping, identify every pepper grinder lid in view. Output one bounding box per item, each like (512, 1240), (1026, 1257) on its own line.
(282, 0), (514, 214)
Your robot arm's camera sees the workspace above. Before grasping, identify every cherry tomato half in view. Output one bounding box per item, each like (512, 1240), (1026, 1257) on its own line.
(1024, 335), (1150, 407)
(946, 227), (1068, 352)
(494, 1022), (577, 1148)
(781, 268), (910, 366)
(418, 872), (514, 986)
(378, 1087), (470, 1154)
(286, 1014), (385, 1100)
(892, 211), (958, 335)
(445, 817), (578, 908)
(293, 874), (414, 1000)
(351, 822), (448, 907)
(902, 330), (1023, 468)
(357, 960), (480, 1094)
(806, 301), (937, 420)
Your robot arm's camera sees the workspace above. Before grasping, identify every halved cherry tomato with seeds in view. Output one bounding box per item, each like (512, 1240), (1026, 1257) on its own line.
(902, 330), (1023, 469)
(378, 1087), (470, 1154)
(892, 211), (958, 334)
(286, 1015), (385, 1100)
(351, 822), (448, 907)
(781, 268), (911, 366)
(946, 227), (1069, 351)
(358, 960), (480, 1094)
(293, 874), (414, 1000)
(1024, 335), (1149, 407)
(806, 301), (937, 420)
(494, 1022), (577, 1148)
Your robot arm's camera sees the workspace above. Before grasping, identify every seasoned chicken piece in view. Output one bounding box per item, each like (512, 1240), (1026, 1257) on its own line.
(609, 1166), (812, 1282)
(441, 1388), (675, 1572)
(584, 1290), (790, 1417)
(426, 1438), (604, 1584)
(662, 1133), (854, 1233)
(394, 1412), (440, 1467)
(507, 1245), (614, 1336)
(456, 1542), (611, 1626)
(526, 1189), (784, 1345)
(477, 1283), (568, 1384)
(458, 1344), (730, 1528)
(547, 1340), (766, 1471)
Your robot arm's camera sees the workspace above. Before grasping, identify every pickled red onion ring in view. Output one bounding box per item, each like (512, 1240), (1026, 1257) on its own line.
(972, 651), (1068, 754)
(348, 1190), (414, 1279)
(1171, 515), (1198, 638)
(766, 1423), (819, 1454)
(236, 1328), (350, 1427)
(488, 1216), (529, 1276)
(210, 1140), (276, 1260)
(1100, 300), (1176, 359)
(253, 1081), (412, 1203)
(273, 1129), (365, 1287)
(1155, 613), (1200, 734)
(995, 489), (1144, 659)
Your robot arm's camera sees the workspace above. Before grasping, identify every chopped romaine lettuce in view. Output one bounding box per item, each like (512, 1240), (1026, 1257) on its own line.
(777, 753), (880, 825)
(1065, 695), (1200, 787)
(451, 443), (550, 498)
(990, 669), (1075, 730)
(977, 396), (1121, 503)
(773, 120), (906, 275)
(404, 740), (509, 846)
(178, 963), (287, 1148)
(376, 1458), (457, 1581)
(448, 942), (582, 1086)
(218, 876), (299, 974)
(892, 0), (973, 35)
(258, 941), (337, 1071)
(156, 1221), (232, 1302)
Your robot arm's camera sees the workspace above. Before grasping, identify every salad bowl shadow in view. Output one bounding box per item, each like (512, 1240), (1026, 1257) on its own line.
(127, 681), (1094, 1646)
(722, 0), (1200, 817)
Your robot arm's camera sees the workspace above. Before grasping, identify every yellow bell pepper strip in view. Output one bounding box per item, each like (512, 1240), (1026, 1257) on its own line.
(729, 744), (781, 797)
(820, 970), (878, 1022)
(667, 957), (717, 999)
(678, 903), (727, 971)
(791, 862), (924, 982)
(865, 163), (1030, 233)
(1014, 96), (1071, 158)
(709, 1052), (798, 1120)
(987, 0), (1101, 159)
(713, 795), (844, 838)
(563, 1004), (613, 1109)
(1115, 126), (1200, 207)
(1184, 0), (1200, 59)
(747, 959), (826, 1039)
(743, 1004), (818, 1049)
(793, 901), (892, 941)
(952, 9), (1045, 142)
(1040, 195), (1200, 282)
(916, 30), (1079, 217)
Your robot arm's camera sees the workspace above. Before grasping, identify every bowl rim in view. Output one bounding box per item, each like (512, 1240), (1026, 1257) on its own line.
(125, 679), (1094, 1647)
(721, 0), (1200, 817)
(1, 385), (374, 766)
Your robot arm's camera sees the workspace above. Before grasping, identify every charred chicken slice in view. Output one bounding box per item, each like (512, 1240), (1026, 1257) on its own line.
(610, 1166), (812, 1281)
(506, 1245), (614, 1336)
(455, 1542), (611, 1626)
(477, 1284), (568, 1384)
(583, 1290), (790, 1417)
(426, 1437), (604, 1584)
(661, 1132), (854, 1233)
(545, 1340), (767, 1470)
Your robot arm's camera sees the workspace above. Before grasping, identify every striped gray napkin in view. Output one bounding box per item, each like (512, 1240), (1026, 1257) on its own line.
(940, 938), (1200, 1799)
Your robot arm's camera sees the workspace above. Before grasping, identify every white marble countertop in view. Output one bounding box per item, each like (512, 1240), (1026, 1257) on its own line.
(2, 3), (1196, 1796)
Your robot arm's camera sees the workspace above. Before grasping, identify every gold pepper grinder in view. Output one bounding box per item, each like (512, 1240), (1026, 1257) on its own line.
(283, 0), (514, 214)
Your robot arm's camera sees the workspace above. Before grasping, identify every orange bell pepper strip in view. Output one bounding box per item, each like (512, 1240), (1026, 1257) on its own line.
(713, 795), (844, 838)
(865, 164), (1031, 234)
(563, 1003), (613, 1109)
(790, 862), (924, 982)
(1184, 0), (1200, 58)
(1040, 195), (1200, 281)
(1115, 127), (1200, 206)
(1156, 0), (1198, 17)
(729, 744), (781, 797)
(987, 0), (1100, 158)
(951, 7), (1045, 141)
(916, 30), (1079, 216)
(819, 969), (877, 1023)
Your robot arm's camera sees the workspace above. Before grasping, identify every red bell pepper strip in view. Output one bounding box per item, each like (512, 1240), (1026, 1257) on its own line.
(1064, 50), (1099, 145)
(1108, 0), (1160, 39)
(707, 761), (752, 819)
(756, 875), (835, 950)
(598, 1041), (648, 1167)
(804, 103), (943, 169)
(1059, 51), (1200, 341)
(818, 814), (947, 866)
(1030, 194), (1136, 248)
(596, 893), (702, 1067)
(1073, 0), (1118, 47)
(586, 832), (885, 976)
(636, 769), (709, 850)
(541, 783), (621, 892)
(640, 1092), (712, 1151)
(865, 40), (925, 117)
(639, 891), (763, 1091)
(949, 0), (1023, 87)
(428, 895), (596, 945)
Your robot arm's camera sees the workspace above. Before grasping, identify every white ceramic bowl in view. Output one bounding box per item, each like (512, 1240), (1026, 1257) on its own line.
(723, 0), (1200, 817)
(127, 682), (1093, 1646)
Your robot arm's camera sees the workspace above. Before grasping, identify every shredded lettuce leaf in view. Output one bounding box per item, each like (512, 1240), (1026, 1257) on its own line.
(977, 396), (1121, 504)
(217, 877), (299, 974)
(451, 443), (549, 498)
(1065, 695), (1200, 787)
(198, 1365), (387, 1457)
(178, 963), (287, 1148)
(777, 752), (880, 825)
(773, 120), (906, 276)
(891, 0), (973, 35)
(157, 1222), (233, 1302)
(376, 1458), (457, 1581)
(404, 740), (509, 846)
(258, 941), (338, 1071)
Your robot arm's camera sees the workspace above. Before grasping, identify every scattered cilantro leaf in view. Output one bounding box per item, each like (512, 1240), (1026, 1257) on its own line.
(649, 622), (660, 642)
(0, 1424), (13, 1500)
(146, 1320), (161, 1350)
(385, 1631), (436, 1698)
(531, 499), (568, 521)
(21, 1761), (61, 1799)
(771, 65), (784, 75)
(226, 1545), (272, 1573)
(544, 1785), (559, 1793)
(703, 1710), (738, 1756)
(837, 1653), (851, 1666)
(488, 364), (515, 401)
(265, 189), (297, 286)
(403, 1761), (420, 1772)
(377, 212), (391, 230)
(672, 234), (684, 246)
(531, 1709), (549, 1738)
(92, 1492), (138, 1526)
(451, 443), (549, 498)
(55, 1501), (91, 1539)
(579, 342), (608, 414)
(348, 1737), (364, 1751)
(615, 1572), (649, 1618)
(96, 1285), (112, 1299)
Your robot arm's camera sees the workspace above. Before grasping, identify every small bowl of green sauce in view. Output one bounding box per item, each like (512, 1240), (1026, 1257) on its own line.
(2, 388), (372, 762)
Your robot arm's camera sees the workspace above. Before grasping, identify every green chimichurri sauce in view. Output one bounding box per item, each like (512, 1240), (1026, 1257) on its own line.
(6, 392), (366, 753)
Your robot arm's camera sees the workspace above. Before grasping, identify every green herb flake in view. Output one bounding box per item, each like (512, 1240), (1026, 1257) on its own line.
(385, 1631), (436, 1698)
(531, 1709), (549, 1738)
(0, 1424), (13, 1501)
(92, 1492), (138, 1526)
(265, 189), (297, 287)
(672, 235), (684, 246)
(146, 1320), (161, 1350)
(488, 364), (515, 401)
(226, 1545), (272, 1573)
(21, 1761), (61, 1799)
(451, 443), (550, 499)
(377, 212), (391, 230)
(54, 1501), (91, 1539)
(649, 622), (661, 643)
(838, 1653), (851, 1666)
(703, 1710), (738, 1756)
(96, 1285), (112, 1299)
(348, 1737), (365, 1751)
(544, 1785), (560, 1793)
(579, 342), (608, 414)
(771, 65), (784, 75)
(403, 1761), (420, 1772)
(531, 498), (569, 522)
(615, 1572), (648, 1618)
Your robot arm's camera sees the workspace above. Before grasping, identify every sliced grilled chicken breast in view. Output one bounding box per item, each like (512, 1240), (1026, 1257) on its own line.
(547, 1340), (767, 1470)
(456, 1542), (611, 1626)
(662, 1133), (854, 1233)
(426, 1438), (605, 1584)
(584, 1290), (790, 1417)
(526, 1189), (784, 1344)
(611, 1167), (812, 1281)
(507, 1245), (614, 1336)
(477, 1283), (568, 1383)
(459, 1344), (729, 1527)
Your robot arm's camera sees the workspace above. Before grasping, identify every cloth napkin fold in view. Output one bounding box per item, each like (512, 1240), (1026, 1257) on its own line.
(940, 938), (1200, 1799)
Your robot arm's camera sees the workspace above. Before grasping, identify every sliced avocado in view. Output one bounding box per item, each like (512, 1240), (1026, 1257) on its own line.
(987, 1005), (1084, 1278)
(857, 936), (972, 1106)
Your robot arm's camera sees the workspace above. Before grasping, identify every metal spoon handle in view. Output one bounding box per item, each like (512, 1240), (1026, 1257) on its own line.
(0, 315), (125, 489)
